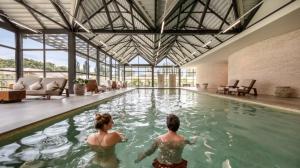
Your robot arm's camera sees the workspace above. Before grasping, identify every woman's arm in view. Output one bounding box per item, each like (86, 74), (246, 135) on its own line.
(135, 139), (159, 163)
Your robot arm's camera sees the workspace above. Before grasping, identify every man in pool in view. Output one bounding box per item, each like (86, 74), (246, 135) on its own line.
(87, 113), (127, 168)
(135, 114), (194, 168)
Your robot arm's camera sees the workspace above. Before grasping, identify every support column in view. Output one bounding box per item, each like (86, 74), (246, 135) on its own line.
(123, 64), (125, 81)
(178, 68), (181, 87)
(87, 44), (89, 78)
(68, 32), (76, 94)
(43, 33), (46, 77)
(109, 57), (112, 80)
(15, 31), (23, 80)
(151, 65), (154, 87)
(96, 49), (100, 83)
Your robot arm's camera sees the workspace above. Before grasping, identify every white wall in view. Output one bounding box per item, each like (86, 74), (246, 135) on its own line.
(228, 29), (300, 97)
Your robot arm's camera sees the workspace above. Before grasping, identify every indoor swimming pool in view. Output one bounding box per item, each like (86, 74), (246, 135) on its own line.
(0, 89), (300, 168)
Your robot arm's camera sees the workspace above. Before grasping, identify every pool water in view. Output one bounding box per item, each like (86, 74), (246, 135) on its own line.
(0, 89), (300, 168)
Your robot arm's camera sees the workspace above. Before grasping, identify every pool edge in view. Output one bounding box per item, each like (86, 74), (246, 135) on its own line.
(182, 88), (300, 114)
(0, 88), (136, 142)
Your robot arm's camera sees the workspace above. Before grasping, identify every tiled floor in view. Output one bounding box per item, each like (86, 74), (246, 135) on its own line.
(183, 87), (300, 114)
(0, 88), (135, 135)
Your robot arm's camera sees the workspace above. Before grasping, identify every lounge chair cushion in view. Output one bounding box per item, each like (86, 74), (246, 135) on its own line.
(17, 77), (42, 90)
(46, 81), (59, 91)
(29, 81), (42, 90)
(13, 82), (25, 90)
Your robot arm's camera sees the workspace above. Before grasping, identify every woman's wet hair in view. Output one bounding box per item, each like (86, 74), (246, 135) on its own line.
(95, 113), (112, 130)
(166, 114), (180, 132)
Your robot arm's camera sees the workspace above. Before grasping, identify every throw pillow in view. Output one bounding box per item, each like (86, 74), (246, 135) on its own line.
(29, 81), (42, 90)
(13, 82), (25, 90)
(46, 81), (59, 91)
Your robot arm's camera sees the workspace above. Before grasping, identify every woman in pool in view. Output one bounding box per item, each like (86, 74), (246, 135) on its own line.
(135, 114), (194, 168)
(87, 113), (126, 168)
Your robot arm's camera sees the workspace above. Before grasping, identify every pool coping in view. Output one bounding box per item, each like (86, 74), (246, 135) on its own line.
(182, 88), (300, 114)
(0, 88), (136, 141)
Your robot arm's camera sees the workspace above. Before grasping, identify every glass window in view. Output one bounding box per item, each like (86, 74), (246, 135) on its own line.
(129, 55), (149, 65)
(76, 54), (87, 73)
(89, 59), (97, 75)
(112, 59), (116, 65)
(157, 57), (176, 66)
(0, 47), (15, 68)
(0, 46), (16, 88)
(46, 51), (68, 71)
(23, 34), (43, 49)
(105, 64), (110, 77)
(89, 45), (97, 58)
(181, 68), (196, 87)
(23, 51), (44, 72)
(0, 28), (15, 47)
(105, 56), (111, 64)
(76, 37), (87, 54)
(99, 62), (105, 76)
(99, 52), (105, 62)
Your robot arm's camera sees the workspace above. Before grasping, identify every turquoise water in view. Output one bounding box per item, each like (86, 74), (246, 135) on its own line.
(0, 89), (300, 168)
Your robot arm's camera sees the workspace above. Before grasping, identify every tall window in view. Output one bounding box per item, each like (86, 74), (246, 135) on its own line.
(0, 28), (16, 88)
(98, 52), (105, 84)
(23, 34), (44, 78)
(45, 34), (68, 78)
(125, 56), (152, 87)
(89, 45), (97, 79)
(181, 68), (196, 87)
(76, 37), (88, 79)
(22, 34), (68, 79)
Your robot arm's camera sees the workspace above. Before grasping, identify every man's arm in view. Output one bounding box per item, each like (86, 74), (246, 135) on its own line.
(135, 139), (159, 163)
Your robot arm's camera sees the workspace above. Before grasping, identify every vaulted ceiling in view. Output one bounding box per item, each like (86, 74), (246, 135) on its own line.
(0, 0), (262, 66)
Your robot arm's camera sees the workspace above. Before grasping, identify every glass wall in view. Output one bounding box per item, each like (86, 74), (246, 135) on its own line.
(45, 34), (68, 78)
(76, 37), (88, 79)
(1, 29), (196, 88)
(181, 68), (196, 87)
(125, 55), (152, 87)
(98, 51), (113, 85)
(0, 28), (16, 88)
(23, 34), (68, 78)
(125, 66), (152, 87)
(75, 37), (101, 80)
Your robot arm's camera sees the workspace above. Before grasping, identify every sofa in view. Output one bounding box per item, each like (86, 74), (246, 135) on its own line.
(13, 77), (68, 99)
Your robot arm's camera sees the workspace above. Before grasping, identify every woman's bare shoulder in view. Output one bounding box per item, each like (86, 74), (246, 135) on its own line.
(87, 133), (96, 144)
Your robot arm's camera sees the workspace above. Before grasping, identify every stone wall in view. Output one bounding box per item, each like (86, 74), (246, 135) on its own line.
(228, 29), (300, 97)
(195, 63), (228, 89)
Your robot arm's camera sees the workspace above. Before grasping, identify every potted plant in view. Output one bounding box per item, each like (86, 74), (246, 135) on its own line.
(73, 78), (88, 96)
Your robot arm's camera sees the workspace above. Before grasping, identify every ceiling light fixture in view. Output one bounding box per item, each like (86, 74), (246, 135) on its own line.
(74, 20), (92, 33)
(160, 21), (165, 34)
(222, 0), (264, 34)
(222, 19), (241, 33)
(11, 20), (40, 33)
(202, 40), (211, 48)
(0, 13), (40, 33)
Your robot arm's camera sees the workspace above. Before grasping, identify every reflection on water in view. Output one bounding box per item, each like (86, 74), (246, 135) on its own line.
(1, 89), (300, 168)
